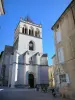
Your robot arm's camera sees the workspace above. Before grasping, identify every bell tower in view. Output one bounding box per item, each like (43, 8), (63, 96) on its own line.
(14, 16), (43, 54)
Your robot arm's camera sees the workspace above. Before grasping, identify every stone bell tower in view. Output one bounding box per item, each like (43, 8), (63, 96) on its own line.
(10, 16), (48, 88)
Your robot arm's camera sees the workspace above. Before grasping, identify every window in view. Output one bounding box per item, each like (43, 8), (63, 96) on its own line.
(29, 27), (34, 36)
(29, 41), (34, 50)
(56, 31), (61, 43)
(35, 31), (38, 37)
(29, 29), (34, 36)
(35, 29), (40, 38)
(66, 73), (70, 83)
(59, 74), (66, 83)
(25, 28), (28, 34)
(22, 27), (24, 33)
(58, 48), (64, 63)
(29, 29), (31, 35)
(35, 31), (40, 37)
(37, 31), (40, 37)
(32, 30), (34, 36)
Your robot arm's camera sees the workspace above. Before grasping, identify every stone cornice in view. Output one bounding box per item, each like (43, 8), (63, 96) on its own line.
(19, 32), (42, 39)
(10, 62), (48, 66)
(20, 20), (42, 28)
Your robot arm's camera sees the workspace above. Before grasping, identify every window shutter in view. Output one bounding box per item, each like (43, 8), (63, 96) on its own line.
(60, 48), (64, 63)
(58, 48), (64, 63)
(58, 48), (61, 63)
(66, 73), (70, 83)
(56, 32), (61, 43)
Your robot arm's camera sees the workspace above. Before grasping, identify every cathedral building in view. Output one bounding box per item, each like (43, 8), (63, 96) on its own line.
(0, 17), (49, 88)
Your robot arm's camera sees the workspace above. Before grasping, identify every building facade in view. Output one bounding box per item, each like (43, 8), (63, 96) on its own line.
(48, 65), (55, 88)
(51, 54), (59, 88)
(0, 17), (49, 88)
(0, 0), (5, 15)
(51, 0), (75, 98)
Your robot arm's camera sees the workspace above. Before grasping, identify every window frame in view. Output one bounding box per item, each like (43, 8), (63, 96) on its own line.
(22, 27), (25, 33)
(56, 31), (61, 43)
(25, 28), (28, 34)
(29, 41), (34, 51)
(59, 74), (66, 83)
(58, 47), (64, 63)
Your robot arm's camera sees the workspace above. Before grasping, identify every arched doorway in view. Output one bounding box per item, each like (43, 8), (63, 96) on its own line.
(28, 73), (34, 88)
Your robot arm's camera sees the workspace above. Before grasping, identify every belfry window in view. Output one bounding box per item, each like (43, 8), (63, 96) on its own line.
(25, 28), (28, 34)
(35, 31), (37, 37)
(32, 30), (34, 36)
(22, 27), (24, 33)
(29, 41), (34, 51)
(29, 29), (34, 36)
(29, 29), (32, 35)
(35, 30), (40, 37)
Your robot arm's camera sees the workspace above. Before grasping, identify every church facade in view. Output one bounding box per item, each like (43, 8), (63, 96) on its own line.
(0, 17), (49, 88)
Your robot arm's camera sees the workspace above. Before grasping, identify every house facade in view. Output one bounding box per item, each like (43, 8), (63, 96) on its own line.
(51, 54), (59, 88)
(51, 0), (75, 98)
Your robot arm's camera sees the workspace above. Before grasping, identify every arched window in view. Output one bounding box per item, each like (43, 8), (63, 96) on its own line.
(35, 29), (40, 37)
(29, 27), (34, 36)
(25, 28), (28, 34)
(35, 31), (38, 37)
(22, 27), (24, 33)
(29, 41), (34, 51)
(32, 29), (34, 36)
(29, 29), (32, 35)
(37, 31), (40, 37)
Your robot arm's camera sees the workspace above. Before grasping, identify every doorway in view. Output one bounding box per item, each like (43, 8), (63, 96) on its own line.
(28, 73), (34, 88)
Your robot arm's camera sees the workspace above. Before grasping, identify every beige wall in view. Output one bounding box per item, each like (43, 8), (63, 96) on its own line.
(53, 0), (75, 97)
(52, 55), (60, 88)
(48, 66), (55, 88)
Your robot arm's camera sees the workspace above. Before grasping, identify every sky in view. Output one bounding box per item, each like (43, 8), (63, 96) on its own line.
(0, 0), (71, 65)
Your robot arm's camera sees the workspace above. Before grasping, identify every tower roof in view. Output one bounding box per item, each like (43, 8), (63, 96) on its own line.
(24, 16), (34, 23)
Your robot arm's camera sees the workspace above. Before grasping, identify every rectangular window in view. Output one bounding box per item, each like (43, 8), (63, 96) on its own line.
(59, 74), (66, 83)
(58, 48), (64, 63)
(56, 31), (61, 43)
